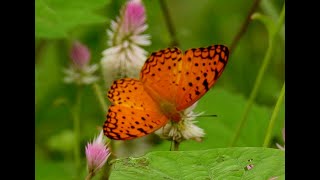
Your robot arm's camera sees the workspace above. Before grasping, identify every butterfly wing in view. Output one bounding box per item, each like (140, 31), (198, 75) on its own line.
(176, 45), (229, 110)
(103, 78), (168, 140)
(140, 47), (184, 104)
(140, 45), (229, 111)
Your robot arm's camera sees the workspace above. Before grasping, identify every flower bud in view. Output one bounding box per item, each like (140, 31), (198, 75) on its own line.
(70, 41), (91, 69)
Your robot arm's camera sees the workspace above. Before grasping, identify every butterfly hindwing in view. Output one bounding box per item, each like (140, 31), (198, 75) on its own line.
(104, 105), (168, 140)
(104, 78), (168, 140)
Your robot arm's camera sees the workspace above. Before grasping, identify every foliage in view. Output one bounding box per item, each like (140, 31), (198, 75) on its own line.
(35, 0), (285, 179)
(109, 148), (284, 180)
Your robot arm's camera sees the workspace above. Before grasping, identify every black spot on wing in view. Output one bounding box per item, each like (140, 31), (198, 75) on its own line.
(203, 79), (209, 92)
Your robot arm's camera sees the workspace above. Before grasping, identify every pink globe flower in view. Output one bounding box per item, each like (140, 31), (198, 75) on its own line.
(85, 131), (111, 178)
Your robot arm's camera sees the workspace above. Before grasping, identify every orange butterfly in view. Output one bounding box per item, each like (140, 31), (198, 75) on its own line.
(103, 45), (229, 140)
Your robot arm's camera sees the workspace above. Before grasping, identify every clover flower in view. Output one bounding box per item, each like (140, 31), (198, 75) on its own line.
(63, 41), (99, 85)
(155, 102), (205, 143)
(101, 0), (151, 87)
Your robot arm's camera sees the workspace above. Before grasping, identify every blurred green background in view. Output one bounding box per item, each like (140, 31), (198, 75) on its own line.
(36, 0), (285, 179)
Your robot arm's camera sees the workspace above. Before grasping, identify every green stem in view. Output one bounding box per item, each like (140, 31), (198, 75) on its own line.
(173, 141), (180, 151)
(85, 172), (94, 180)
(72, 88), (82, 176)
(260, 0), (285, 42)
(229, 40), (273, 147)
(271, 3), (285, 38)
(263, 83), (285, 147)
(229, 0), (262, 53)
(159, 0), (179, 47)
(229, 3), (285, 147)
(92, 83), (108, 114)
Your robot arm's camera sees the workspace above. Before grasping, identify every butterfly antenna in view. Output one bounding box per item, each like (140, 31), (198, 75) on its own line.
(197, 114), (218, 118)
(188, 114), (218, 118)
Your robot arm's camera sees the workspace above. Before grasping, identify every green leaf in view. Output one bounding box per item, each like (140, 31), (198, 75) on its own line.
(109, 147), (284, 180)
(35, 0), (110, 39)
(151, 88), (284, 151)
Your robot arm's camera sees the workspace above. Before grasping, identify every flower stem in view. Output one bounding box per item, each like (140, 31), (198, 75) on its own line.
(260, 0), (285, 42)
(229, 3), (285, 147)
(173, 140), (180, 151)
(263, 83), (285, 147)
(229, 0), (262, 53)
(159, 0), (179, 47)
(85, 172), (94, 180)
(72, 87), (82, 176)
(229, 40), (274, 147)
(92, 82), (108, 114)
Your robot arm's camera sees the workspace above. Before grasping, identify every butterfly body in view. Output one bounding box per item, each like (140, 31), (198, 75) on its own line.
(158, 101), (181, 122)
(103, 45), (229, 140)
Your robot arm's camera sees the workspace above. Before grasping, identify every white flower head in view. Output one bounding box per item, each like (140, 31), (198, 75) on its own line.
(155, 102), (205, 143)
(63, 64), (99, 85)
(101, 0), (151, 87)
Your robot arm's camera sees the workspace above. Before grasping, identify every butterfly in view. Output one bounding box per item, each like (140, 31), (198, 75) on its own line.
(103, 45), (229, 140)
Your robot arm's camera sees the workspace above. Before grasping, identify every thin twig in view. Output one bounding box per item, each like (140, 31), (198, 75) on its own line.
(159, 0), (179, 47)
(229, 0), (262, 54)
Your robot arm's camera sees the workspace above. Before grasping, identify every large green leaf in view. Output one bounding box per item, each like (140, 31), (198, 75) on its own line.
(35, 0), (110, 39)
(109, 147), (284, 180)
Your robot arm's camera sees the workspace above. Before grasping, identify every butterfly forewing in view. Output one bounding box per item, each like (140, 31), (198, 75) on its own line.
(175, 45), (229, 110)
(140, 47), (184, 104)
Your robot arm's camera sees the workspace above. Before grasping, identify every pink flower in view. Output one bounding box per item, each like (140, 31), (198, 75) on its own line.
(85, 131), (111, 176)
(70, 41), (91, 69)
(64, 41), (99, 85)
(122, 0), (147, 35)
(101, 0), (151, 87)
